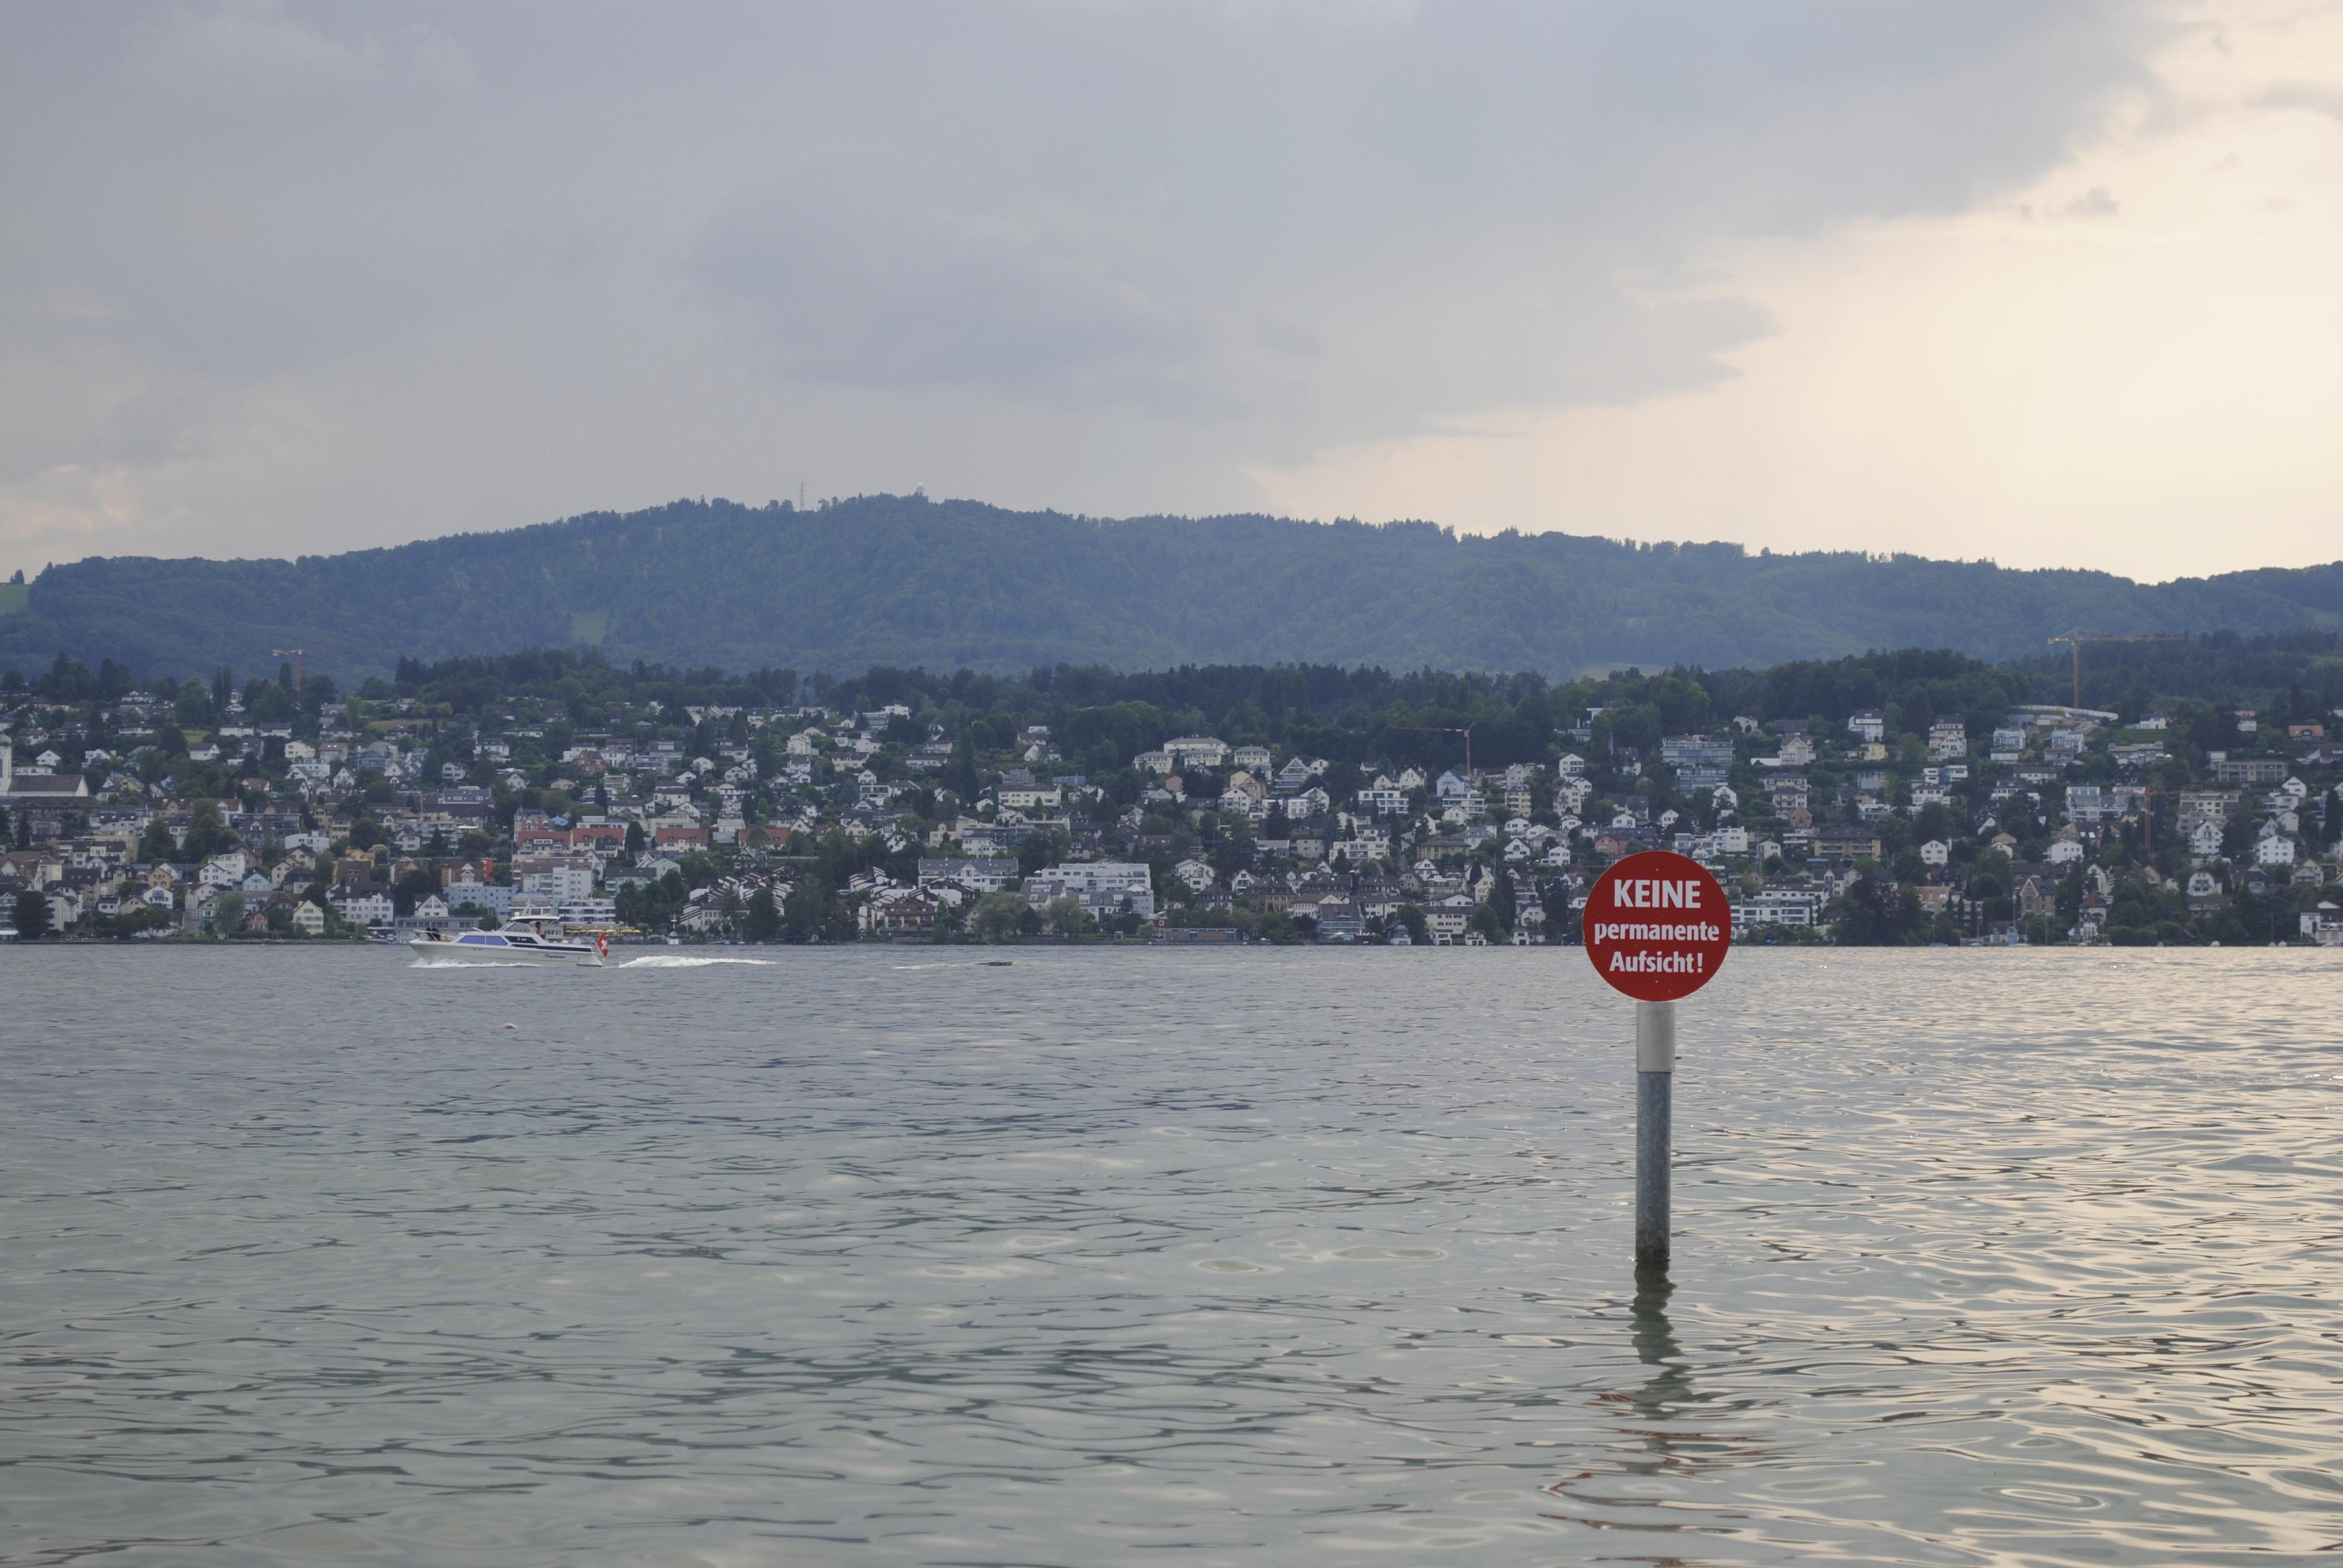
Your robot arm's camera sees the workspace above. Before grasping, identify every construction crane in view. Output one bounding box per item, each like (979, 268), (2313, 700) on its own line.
(2046, 631), (2186, 710)
(1391, 725), (1472, 778)
(270, 647), (402, 696)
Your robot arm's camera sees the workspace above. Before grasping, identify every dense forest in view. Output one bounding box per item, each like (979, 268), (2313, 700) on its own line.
(4, 495), (2343, 685)
(19, 633), (2336, 784)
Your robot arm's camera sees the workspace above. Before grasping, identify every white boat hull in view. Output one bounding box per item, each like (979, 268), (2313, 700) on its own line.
(409, 930), (603, 964)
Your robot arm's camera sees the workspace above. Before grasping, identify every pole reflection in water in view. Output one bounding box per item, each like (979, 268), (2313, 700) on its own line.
(1630, 1261), (1693, 1417)
(1548, 1263), (1787, 1541)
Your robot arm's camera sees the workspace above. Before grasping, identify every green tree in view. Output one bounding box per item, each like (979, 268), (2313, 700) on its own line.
(1040, 895), (1095, 937)
(182, 800), (237, 861)
(392, 869), (439, 917)
(139, 818), (179, 864)
(783, 874), (833, 941)
(1017, 829), (1068, 877)
(744, 885), (782, 941)
(971, 890), (1029, 942)
(246, 680), (294, 723)
(1486, 871), (1516, 933)
(103, 901), (174, 939)
(12, 889), (50, 939)
(823, 893), (859, 943)
(174, 678), (213, 728)
(1209, 818), (1255, 878)
(1831, 874), (1915, 946)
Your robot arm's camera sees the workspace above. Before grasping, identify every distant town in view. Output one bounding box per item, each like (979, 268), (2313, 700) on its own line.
(2, 647), (2338, 948)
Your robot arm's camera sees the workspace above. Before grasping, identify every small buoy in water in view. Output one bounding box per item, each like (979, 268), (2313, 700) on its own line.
(502, 1022), (519, 1030)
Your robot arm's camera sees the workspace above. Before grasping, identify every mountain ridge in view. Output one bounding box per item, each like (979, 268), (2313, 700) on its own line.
(4, 494), (2341, 683)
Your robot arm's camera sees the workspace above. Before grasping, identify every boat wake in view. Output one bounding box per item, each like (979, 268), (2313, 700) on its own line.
(617, 955), (775, 968)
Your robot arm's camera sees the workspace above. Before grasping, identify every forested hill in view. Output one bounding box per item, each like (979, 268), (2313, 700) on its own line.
(5, 494), (2342, 684)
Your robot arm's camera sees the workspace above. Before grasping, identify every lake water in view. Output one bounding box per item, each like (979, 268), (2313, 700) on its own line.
(4, 945), (2341, 1565)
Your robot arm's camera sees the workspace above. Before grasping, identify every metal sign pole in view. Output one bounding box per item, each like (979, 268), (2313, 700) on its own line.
(1635, 999), (1675, 1271)
(1584, 851), (1724, 1277)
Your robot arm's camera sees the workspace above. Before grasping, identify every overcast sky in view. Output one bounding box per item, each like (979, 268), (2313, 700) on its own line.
(4, 1), (2339, 581)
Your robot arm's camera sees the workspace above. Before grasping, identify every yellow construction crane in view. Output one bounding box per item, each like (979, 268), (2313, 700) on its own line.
(2046, 631), (2187, 710)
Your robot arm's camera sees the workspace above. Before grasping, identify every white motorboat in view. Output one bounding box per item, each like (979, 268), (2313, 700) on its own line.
(410, 923), (607, 965)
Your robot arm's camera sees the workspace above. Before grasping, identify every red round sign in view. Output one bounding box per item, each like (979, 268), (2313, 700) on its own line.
(1582, 850), (1732, 1001)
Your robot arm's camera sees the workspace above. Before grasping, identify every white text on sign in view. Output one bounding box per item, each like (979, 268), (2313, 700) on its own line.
(1588, 920), (1723, 944)
(1605, 949), (1710, 973)
(1611, 878), (1705, 909)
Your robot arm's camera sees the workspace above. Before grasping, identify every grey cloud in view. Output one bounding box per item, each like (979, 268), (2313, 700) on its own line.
(0, 0), (2185, 569)
(690, 157), (1217, 409)
(675, 1), (2171, 446)
(123, 1), (476, 97)
(2258, 82), (2343, 122)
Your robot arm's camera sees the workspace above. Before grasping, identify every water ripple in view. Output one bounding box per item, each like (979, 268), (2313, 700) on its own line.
(2, 946), (2341, 1564)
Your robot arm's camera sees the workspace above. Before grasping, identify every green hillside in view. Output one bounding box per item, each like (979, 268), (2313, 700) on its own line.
(4, 494), (2341, 686)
